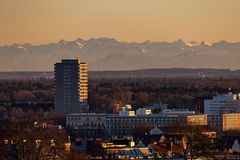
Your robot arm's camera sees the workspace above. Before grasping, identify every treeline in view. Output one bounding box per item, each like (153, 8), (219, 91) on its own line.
(0, 78), (53, 103)
(88, 77), (240, 112)
(1, 77), (240, 113)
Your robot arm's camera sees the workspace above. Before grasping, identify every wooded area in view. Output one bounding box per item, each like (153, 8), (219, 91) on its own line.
(0, 77), (240, 113)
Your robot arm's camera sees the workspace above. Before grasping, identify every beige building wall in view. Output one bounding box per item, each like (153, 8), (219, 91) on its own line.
(187, 115), (208, 126)
(223, 113), (240, 131)
(79, 63), (88, 102)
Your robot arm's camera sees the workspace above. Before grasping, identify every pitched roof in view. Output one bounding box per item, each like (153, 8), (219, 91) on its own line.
(232, 139), (240, 153)
(150, 126), (164, 135)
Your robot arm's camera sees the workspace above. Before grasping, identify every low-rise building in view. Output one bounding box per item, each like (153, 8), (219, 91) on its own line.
(187, 114), (208, 125)
(67, 111), (240, 137)
(105, 114), (187, 137)
(207, 114), (223, 133)
(136, 108), (152, 115)
(66, 113), (106, 137)
(66, 108), (195, 138)
(223, 113), (240, 131)
(161, 109), (195, 115)
(207, 113), (240, 133)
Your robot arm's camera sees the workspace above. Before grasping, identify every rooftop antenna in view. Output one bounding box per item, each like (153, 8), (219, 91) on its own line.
(228, 81), (232, 94)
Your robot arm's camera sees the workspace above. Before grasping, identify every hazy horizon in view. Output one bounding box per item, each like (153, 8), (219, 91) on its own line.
(1, 0), (240, 45)
(1, 37), (240, 46)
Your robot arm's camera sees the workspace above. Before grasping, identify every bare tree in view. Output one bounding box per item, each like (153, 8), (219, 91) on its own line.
(179, 125), (214, 160)
(0, 112), (69, 160)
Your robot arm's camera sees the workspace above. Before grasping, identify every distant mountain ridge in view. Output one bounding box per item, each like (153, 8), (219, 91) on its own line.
(0, 38), (240, 71)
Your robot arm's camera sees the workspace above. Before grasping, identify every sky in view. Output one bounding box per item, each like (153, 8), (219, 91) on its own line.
(0, 0), (240, 45)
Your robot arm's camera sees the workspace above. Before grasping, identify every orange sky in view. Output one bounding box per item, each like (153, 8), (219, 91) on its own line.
(0, 0), (240, 45)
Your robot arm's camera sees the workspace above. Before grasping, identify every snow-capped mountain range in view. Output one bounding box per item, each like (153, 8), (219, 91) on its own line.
(0, 38), (240, 71)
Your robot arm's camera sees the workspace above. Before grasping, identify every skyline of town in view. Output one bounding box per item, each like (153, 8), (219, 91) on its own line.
(1, 0), (240, 159)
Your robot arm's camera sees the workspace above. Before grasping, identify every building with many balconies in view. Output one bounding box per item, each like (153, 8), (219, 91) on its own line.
(54, 59), (88, 114)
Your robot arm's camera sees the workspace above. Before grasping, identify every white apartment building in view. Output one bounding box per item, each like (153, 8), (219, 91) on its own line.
(204, 92), (240, 114)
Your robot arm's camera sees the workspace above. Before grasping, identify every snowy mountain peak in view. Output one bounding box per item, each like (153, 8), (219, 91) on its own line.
(12, 44), (28, 51)
(16, 45), (24, 49)
(1, 37), (240, 71)
(186, 41), (211, 47)
(187, 41), (199, 47)
(57, 39), (68, 45)
(75, 40), (84, 49)
(200, 41), (211, 46)
(175, 39), (187, 46)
